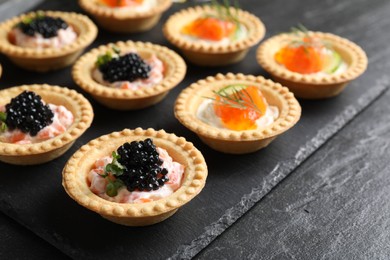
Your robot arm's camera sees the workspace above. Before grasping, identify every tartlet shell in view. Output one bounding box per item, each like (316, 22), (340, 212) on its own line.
(256, 31), (368, 99)
(163, 5), (265, 66)
(62, 128), (208, 226)
(0, 84), (94, 165)
(72, 40), (187, 110)
(0, 10), (98, 72)
(79, 0), (172, 33)
(175, 73), (301, 154)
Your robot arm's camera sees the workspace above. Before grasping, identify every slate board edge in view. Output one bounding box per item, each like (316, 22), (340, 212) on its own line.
(170, 78), (390, 260)
(2, 78), (386, 260)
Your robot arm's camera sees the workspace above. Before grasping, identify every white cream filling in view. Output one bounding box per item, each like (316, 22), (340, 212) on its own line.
(0, 104), (74, 144)
(181, 23), (247, 46)
(88, 147), (185, 204)
(12, 27), (77, 49)
(196, 99), (279, 130)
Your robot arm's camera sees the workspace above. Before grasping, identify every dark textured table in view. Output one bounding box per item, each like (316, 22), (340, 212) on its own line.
(1, 0), (390, 259)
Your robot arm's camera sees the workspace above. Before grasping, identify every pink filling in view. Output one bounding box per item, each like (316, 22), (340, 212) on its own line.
(0, 104), (74, 144)
(10, 26), (77, 49)
(92, 53), (164, 90)
(88, 147), (185, 204)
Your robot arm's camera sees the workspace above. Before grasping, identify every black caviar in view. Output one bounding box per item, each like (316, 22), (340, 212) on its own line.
(116, 138), (169, 192)
(98, 53), (151, 83)
(5, 91), (54, 136)
(18, 15), (68, 38)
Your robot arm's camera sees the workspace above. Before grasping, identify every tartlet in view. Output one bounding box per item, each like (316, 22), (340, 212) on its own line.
(0, 84), (93, 165)
(72, 40), (186, 110)
(62, 128), (207, 226)
(79, 0), (172, 33)
(0, 10), (98, 72)
(163, 5), (265, 66)
(175, 73), (301, 154)
(256, 31), (368, 99)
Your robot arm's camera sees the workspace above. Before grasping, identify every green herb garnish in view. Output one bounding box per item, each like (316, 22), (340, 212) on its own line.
(96, 45), (121, 68)
(210, 0), (240, 24)
(282, 23), (332, 55)
(98, 151), (125, 197)
(210, 0), (242, 39)
(0, 112), (7, 132)
(20, 10), (45, 25)
(204, 85), (263, 115)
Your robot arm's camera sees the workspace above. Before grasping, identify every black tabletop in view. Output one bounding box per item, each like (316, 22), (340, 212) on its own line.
(0, 0), (389, 259)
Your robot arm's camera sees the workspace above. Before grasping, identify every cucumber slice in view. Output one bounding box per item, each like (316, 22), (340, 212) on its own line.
(323, 50), (342, 74)
(217, 84), (247, 96)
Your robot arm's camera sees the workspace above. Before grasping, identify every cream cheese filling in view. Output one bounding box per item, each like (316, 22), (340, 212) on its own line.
(0, 104), (74, 144)
(88, 147), (185, 204)
(11, 26), (77, 49)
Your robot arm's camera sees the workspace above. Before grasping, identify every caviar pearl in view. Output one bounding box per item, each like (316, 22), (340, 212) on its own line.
(5, 91), (54, 136)
(116, 138), (169, 192)
(18, 16), (69, 38)
(98, 53), (151, 83)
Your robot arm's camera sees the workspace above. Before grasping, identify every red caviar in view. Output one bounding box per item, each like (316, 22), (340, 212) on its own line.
(275, 36), (326, 74)
(182, 17), (237, 41)
(213, 86), (268, 131)
(101, 0), (143, 7)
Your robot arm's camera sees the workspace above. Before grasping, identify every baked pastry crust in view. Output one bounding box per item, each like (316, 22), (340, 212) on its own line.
(0, 10), (97, 72)
(62, 128), (207, 226)
(0, 84), (94, 165)
(79, 0), (172, 33)
(256, 31), (368, 99)
(72, 40), (186, 110)
(163, 5), (265, 66)
(175, 73), (301, 154)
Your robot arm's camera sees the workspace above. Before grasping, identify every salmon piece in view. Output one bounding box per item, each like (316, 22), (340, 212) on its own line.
(166, 162), (184, 191)
(10, 131), (27, 143)
(138, 198), (152, 203)
(182, 17), (237, 41)
(7, 30), (16, 44)
(275, 36), (326, 74)
(37, 127), (53, 140)
(213, 86), (268, 131)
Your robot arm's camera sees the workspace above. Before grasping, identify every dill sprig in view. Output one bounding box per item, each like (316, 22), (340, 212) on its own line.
(283, 24), (332, 54)
(210, 0), (240, 23)
(204, 85), (263, 115)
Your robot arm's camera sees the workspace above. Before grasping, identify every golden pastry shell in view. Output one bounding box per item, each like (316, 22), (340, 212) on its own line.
(163, 5), (265, 66)
(256, 31), (368, 99)
(62, 128), (208, 226)
(79, 0), (172, 33)
(0, 10), (98, 72)
(175, 73), (301, 154)
(0, 84), (94, 165)
(72, 40), (187, 110)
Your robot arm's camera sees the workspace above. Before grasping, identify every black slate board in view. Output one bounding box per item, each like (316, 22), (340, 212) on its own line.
(0, 0), (387, 259)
